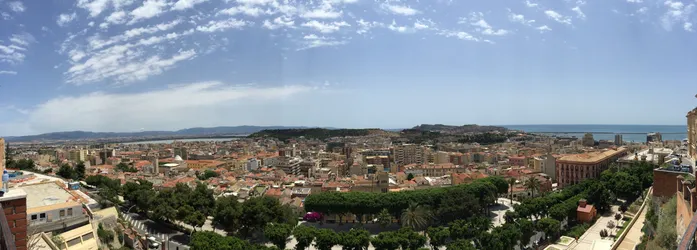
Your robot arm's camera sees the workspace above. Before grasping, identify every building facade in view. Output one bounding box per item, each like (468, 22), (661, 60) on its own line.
(556, 147), (628, 188)
(392, 144), (425, 166)
(689, 108), (697, 162)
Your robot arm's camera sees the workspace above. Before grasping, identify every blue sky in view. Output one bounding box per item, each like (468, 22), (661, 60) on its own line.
(0, 0), (696, 136)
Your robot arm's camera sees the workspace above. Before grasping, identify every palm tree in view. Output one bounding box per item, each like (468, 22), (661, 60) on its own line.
(401, 202), (431, 231)
(507, 178), (516, 201)
(524, 177), (542, 198)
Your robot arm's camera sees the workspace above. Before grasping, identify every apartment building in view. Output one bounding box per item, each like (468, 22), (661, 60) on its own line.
(689, 107), (697, 162)
(392, 144), (426, 166)
(403, 163), (467, 177)
(556, 147), (628, 188)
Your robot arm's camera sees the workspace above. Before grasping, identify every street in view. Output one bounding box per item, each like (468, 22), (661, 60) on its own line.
(119, 208), (191, 250)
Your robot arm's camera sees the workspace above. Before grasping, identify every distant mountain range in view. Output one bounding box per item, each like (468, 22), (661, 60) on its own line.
(3, 126), (309, 142)
(3, 124), (504, 143)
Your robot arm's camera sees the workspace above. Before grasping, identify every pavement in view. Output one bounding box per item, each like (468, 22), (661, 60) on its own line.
(119, 210), (191, 250)
(615, 188), (652, 250)
(567, 205), (621, 250)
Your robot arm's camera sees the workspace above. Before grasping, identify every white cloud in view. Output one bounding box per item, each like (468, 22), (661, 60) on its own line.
(571, 6), (586, 20)
(219, 5), (270, 17)
(0, 70), (17, 75)
(57, 12), (78, 27)
(509, 13), (535, 26)
(196, 18), (248, 32)
(301, 8), (343, 19)
(637, 7), (648, 14)
(1, 33), (34, 64)
(626, 0), (642, 2)
(299, 34), (347, 50)
(661, 0), (695, 31)
(172, 0), (209, 10)
(77, 0), (111, 17)
(7, 1), (25, 13)
(381, 3), (420, 16)
(545, 10), (572, 25)
(525, 0), (538, 8)
(301, 20), (350, 33)
(105, 10), (127, 24)
(536, 25), (552, 32)
(685, 22), (693, 31)
(439, 30), (485, 43)
(15, 82), (313, 133)
(388, 21), (410, 33)
(262, 16), (294, 29)
(87, 19), (182, 50)
(356, 19), (382, 34)
(129, 0), (169, 24)
(66, 48), (197, 85)
(466, 13), (510, 36)
(414, 20), (429, 30)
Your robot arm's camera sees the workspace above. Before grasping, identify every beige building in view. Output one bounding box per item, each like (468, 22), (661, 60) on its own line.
(392, 144), (426, 166)
(556, 147), (628, 187)
(404, 163), (467, 177)
(689, 107), (697, 162)
(0, 138), (4, 174)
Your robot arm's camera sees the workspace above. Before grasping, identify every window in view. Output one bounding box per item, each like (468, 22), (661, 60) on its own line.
(60, 210), (65, 217)
(67, 208), (73, 216)
(81, 233), (94, 241)
(39, 213), (46, 219)
(31, 214), (37, 220)
(67, 238), (81, 247)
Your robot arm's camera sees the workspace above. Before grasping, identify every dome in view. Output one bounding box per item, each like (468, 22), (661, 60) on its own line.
(174, 155), (183, 161)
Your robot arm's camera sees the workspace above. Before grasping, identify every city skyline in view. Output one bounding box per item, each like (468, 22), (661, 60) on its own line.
(2, 0), (697, 136)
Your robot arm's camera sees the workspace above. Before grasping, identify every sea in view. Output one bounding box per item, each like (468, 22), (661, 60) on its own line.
(503, 125), (688, 143)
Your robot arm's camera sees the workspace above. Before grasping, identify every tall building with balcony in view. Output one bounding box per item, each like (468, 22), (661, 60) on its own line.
(556, 147), (628, 188)
(688, 108), (697, 162)
(392, 144), (425, 166)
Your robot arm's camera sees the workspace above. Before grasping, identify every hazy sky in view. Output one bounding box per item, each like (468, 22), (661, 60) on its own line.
(1, 0), (696, 136)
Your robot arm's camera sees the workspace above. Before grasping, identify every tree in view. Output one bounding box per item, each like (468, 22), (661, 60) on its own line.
(74, 161), (86, 180)
(612, 172), (642, 201)
(371, 232), (402, 250)
(213, 196), (242, 232)
(190, 231), (271, 250)
(396, 227), (427, 250)
(376, 208), (393, 228)
(97, 223), (114, 244)
(607, 220), (616, 234)
(264, 223), (293, 250)
(407, 173), (415, 181)
(507, 178), (516, 201)
(56, 164), (75, 180)
(426, 227), (449, 250)
(339, 228), (371, 250)
(401, 202), (431, 231)
(585, 181), (612, 212)
(446, 239), (476, 250)
(199, 169), (220, 180)
(523, 177), (542, 198)
(293, 225), (316, 250)
(314, 229), (340, 250)
(536, 218), (561, 241)
(518, 219), (535, 247)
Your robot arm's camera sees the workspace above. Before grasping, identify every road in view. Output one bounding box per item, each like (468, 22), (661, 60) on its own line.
(119, 209), (191, 250)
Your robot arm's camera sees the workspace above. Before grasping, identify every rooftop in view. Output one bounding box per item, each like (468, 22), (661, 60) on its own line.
(22, 182), (75, 209)
(558, 147), (627, 163)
